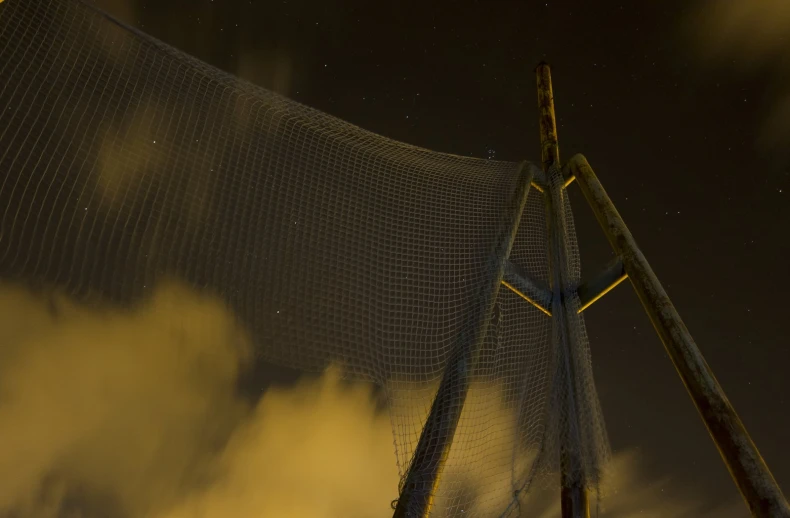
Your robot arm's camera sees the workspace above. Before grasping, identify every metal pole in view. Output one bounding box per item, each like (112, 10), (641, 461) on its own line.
(537, 62), (560, 171)
(392, 162), (536, 518)
(536, 62), (591, 518)
(547, 184), (591, 518)
(566, 153), (790, 518)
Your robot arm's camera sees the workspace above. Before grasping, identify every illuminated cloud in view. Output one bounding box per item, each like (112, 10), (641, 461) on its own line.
(236, 50), (294, 96)
(689, 0), (790, 65)
(0, 281), (747, 517)
(93, 0), (136, 25)
(687, 0), (790, 151)
(0, 281), (250, 517)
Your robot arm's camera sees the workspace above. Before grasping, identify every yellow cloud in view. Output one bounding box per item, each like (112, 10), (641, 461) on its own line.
(687, 0), (790, 151)
(0, 281), (747, 517)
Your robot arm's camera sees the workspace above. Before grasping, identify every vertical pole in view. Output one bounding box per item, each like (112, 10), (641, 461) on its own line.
(537, 62), (591, 518)
(566, 153), (790, 518)
(537, 63), (560, 172)
(392, 162), (535, 518)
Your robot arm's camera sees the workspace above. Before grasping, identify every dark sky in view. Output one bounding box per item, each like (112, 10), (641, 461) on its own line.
(93, 0), (790, 512)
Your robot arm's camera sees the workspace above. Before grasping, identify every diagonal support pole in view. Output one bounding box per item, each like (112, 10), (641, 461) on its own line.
(566, 153), (790, 518)
(392, 161), (536, 518)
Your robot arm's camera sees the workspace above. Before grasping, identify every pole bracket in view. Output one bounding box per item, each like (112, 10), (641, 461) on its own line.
(501, 261), (552, 316)
(576, 258), (628, 313)
(561, 161), (576, 188)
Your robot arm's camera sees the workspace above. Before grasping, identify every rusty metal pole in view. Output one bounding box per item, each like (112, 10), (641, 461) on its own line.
(392, 162), (536, 518)
(536, 62), (591, 518)
(566, 153), (790, 518)
(537, 62), (560, 171)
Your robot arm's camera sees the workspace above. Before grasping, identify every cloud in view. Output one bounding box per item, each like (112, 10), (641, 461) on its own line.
(687, 0), (790, 152)
(0, 281), (250, 517)
(0, 281), (399, 518)
(236, 50), (294, 96)
(0, 281), (747, 517)
(584, 451), (746, 518)
(94, 95), (218, 237)
(96, 101), (168, 213)
(91, 0), (137, 25)
(157, 367), (399, 518)
(688, 1), (790, 65)
(515, 450), (747, 518)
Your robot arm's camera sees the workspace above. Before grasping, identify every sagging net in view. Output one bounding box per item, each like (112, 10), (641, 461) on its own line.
(0, 0), (609, 515)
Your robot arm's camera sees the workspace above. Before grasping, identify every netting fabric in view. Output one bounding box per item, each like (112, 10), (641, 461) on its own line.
(0, 0), (609, 515)
(540, 165), (611, 494)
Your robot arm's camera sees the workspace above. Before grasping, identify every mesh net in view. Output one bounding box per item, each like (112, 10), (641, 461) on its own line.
(0, 0), (609, 515)
(540, 165), (611, 494)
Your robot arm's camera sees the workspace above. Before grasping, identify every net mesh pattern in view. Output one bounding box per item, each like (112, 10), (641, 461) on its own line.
(538, 165), (611, 496)
(0, 0), (609, 515)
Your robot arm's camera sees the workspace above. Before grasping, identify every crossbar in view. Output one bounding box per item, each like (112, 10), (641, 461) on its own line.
(502, 261), (552, 316)
(576, 258), (628, 313)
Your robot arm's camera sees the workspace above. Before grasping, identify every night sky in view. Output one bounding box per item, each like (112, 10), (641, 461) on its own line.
(93, 0), (790, 512)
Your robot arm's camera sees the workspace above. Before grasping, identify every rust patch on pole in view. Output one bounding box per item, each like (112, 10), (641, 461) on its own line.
(567, 153), (790, 518)
(536, 62), (560, 171)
